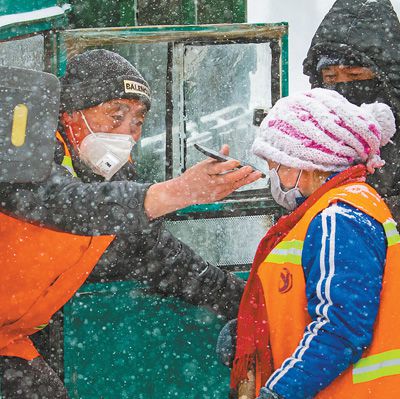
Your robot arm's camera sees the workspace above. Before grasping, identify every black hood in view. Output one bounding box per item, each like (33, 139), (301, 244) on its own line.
(303, 0), (400, 115)
(302, 0), (400, 199)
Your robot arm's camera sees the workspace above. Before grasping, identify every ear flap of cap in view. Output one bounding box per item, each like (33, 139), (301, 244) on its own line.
(0, 66), (60, 183)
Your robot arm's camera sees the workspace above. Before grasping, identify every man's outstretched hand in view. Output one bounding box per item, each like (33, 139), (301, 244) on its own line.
(144, 145), (262, 219)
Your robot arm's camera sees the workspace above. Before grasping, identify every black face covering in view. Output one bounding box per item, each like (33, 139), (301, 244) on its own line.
(322, 78), (384, 106)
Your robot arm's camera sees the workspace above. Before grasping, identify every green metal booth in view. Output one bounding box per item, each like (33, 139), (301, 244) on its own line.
(0, 2), (288, 397)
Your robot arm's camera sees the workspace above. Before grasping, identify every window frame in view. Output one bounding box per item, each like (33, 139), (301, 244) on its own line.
(50, 23), (289, 219)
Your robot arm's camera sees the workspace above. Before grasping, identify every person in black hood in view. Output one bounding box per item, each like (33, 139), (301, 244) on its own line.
(303, 0), (400, 216)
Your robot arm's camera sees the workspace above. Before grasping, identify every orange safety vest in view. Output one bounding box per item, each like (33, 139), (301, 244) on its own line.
(257, 182), (400, 397)
(0, 135), (115, 359)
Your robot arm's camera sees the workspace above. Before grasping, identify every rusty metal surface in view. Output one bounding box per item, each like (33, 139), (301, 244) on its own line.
(61, 23), (288, 56)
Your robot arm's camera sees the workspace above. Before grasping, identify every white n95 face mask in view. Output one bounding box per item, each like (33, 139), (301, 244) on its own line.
(269, 165), (303, 211)
(78, 112), (135, 180)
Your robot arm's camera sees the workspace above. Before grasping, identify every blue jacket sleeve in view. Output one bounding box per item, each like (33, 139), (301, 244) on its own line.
(263, 202), (386, 399)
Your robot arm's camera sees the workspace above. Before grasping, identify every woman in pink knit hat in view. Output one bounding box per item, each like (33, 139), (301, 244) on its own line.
(229, 88), (400, 399)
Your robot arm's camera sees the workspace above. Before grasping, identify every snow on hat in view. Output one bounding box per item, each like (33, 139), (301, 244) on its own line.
(252, 88), (396, 174)
(60, 49), (151, 113)
(316, 52), (364, 72)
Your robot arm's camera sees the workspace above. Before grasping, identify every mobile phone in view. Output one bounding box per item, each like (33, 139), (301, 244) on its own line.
(194, 143), (266, 178)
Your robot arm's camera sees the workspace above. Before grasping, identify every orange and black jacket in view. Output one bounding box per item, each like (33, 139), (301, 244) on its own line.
(0, 129), (245, 348)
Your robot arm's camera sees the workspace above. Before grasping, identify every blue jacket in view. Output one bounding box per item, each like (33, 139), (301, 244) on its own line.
(259, 201), (386, 399)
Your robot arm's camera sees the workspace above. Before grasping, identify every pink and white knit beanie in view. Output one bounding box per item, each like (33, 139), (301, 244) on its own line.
(252, 88), (396, 173)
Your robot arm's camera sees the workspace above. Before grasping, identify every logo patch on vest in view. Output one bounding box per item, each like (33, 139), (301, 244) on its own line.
(123, 80), (151, 100)
(279, 268), (293, 294)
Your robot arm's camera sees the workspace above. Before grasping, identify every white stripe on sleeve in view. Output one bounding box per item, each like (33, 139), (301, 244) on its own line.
(267, 205), (338, 390)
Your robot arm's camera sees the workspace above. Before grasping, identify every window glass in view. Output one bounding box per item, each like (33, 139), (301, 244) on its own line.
(166, 214), (274, 267)
(183, 42), (272, 190)
(0, 35), (44, 71)
(106, 42), (168, 183)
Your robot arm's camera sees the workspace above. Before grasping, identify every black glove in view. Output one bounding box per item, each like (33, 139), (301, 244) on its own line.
(216, 318), (237, 368)
(229, 387), (238, 399)
(197, 265), (245, 320)
(258, 387), (285, 399)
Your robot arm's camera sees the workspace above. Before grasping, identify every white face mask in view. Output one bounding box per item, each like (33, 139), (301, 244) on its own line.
(78, 112), (136, 180)
(269, 165), (303, 211)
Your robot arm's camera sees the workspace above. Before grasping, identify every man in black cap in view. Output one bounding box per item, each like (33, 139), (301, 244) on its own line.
(57, 50), (247, 317)
(303, 0), (400, 218)
(0, 50), (261, 398)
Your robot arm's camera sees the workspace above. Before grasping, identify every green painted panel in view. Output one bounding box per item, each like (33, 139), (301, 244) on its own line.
(68, 0), (245, 28)
(64, 281), (230, 398)
(0, 0), (69, 42)
(0, 16), (67, 41)
(136, 0), (186, 26)
(181, 0), (197, 25)
(197, 0), (246, 24)
(235, 271), (249, 280)
(67, 0), (137, 28)
(281, 33), (289, 97)
(137, 0), (245, 25)
(0, 0), (57, 15)
(174, 197), (279, 217)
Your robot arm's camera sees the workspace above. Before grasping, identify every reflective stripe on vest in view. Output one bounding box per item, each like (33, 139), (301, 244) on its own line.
(353, 349), (400, 384)
(383, 219), (400, 247)
(56, 131), (77, 177)
(34, 323), (48, 331)
(265, 240), (303, 265)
